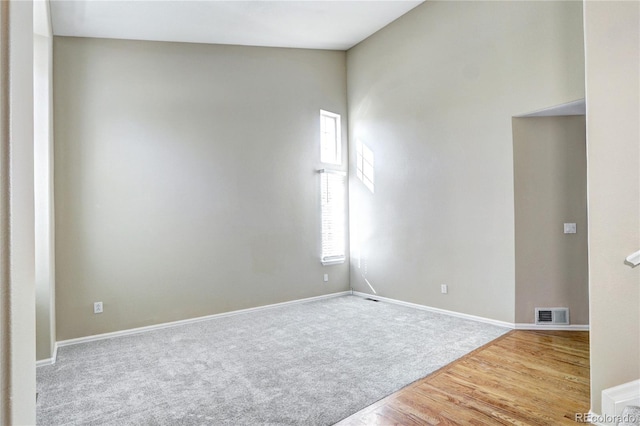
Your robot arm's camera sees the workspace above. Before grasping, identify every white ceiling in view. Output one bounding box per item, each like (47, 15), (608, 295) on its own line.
(49, 0), (424, 51)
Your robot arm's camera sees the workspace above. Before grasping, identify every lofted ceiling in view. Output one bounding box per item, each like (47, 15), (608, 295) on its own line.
(49, 0), (424, 51)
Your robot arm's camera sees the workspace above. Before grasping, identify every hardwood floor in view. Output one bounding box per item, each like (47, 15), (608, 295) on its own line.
(336, 330), (590, 426)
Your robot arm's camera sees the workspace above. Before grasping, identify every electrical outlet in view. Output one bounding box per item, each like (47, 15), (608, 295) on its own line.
(93, 301), (103, 314)
(323, 274), (329, 282)
(564, 223), (577, 234)
(441, 284), (448, 294)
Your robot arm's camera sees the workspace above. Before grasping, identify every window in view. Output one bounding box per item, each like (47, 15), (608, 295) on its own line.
(320, 170), (346, 265)
(318, 109), (345, 265)
(320, 110), (341, 165)
(356, 139), (375, 193)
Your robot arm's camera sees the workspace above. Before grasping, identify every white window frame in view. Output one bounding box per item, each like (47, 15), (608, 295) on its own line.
(319, 169), (346, 265)
(320, 110), (342, 165)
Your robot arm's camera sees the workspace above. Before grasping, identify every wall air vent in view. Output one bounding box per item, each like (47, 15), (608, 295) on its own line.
(535, 307), (569, 325)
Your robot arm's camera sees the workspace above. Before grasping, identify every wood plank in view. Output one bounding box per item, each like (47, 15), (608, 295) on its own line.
(335, 330), (590, 425)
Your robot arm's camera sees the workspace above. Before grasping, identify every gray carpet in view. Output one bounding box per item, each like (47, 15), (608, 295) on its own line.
(37, 295), (508, 425)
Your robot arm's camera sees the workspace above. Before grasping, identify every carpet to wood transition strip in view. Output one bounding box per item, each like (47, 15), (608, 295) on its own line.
(336, 330), (590, 425)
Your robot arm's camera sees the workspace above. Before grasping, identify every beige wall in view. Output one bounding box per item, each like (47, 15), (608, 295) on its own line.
(1, 5), (8, 421)
(0, 1), (36, 424)
(34, 1), (56, 362)
(347, 1), (585, 323)
(54, 37), (349, 340)
(513, 116), (588, 325)
(584, 1), (640, 414)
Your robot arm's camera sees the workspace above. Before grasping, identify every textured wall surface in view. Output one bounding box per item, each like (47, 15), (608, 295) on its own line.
(54, 37), (349, 339)
(584, 0), (640, 414)
(347, 1), (585, 322)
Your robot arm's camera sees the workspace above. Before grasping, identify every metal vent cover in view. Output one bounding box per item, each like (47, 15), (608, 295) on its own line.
(535, 307), (569, 325)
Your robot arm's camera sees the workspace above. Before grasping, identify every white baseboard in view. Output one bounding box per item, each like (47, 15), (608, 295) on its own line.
(36, 358), (54, 367)
(36, 342), (58, 367)
(351, 291), (592, 331)
(41, 291), (589, 368)
(352, 291), (514, 329)
(56, 291), (351, 350)
(515, 323), (590, 331)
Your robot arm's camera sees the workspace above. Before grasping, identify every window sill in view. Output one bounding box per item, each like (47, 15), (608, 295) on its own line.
(322, 258), (345, 266)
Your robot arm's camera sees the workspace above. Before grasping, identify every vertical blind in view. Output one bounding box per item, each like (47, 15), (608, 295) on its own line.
(320, 169), (346, 265)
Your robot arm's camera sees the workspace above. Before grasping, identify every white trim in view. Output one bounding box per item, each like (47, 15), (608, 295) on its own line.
(36, 342), (57, 367)
(515, 323), (590, 331)
(351, 292), (591, 331)
(56, 292), (351, 349)
(514, 99), (586, 117)
(625, 249), (640, 267)
(41, 292), (590, 367)
(352, 291), (514, 329)
(317, 169), (346, 176)
(319, 109), (342, 166)
(602, 379), (640, 424)
(36, 358), (54, 367)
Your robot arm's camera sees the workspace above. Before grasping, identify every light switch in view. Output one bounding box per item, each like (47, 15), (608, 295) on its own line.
(564, 223), (577, 234)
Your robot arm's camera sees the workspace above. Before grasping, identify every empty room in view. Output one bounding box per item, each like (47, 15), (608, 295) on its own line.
(1, 0), (639, 425)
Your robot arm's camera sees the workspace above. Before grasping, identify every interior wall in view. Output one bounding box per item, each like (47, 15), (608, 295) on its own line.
(513, 116), (588, 325)
(54, 37), (349, 340)
(346, 0), (585, 322)
(34, 1), (56, 362)
(1, 5), (8, 422)
(1, 0), (36, 423)
(584, 0), (640, 414)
